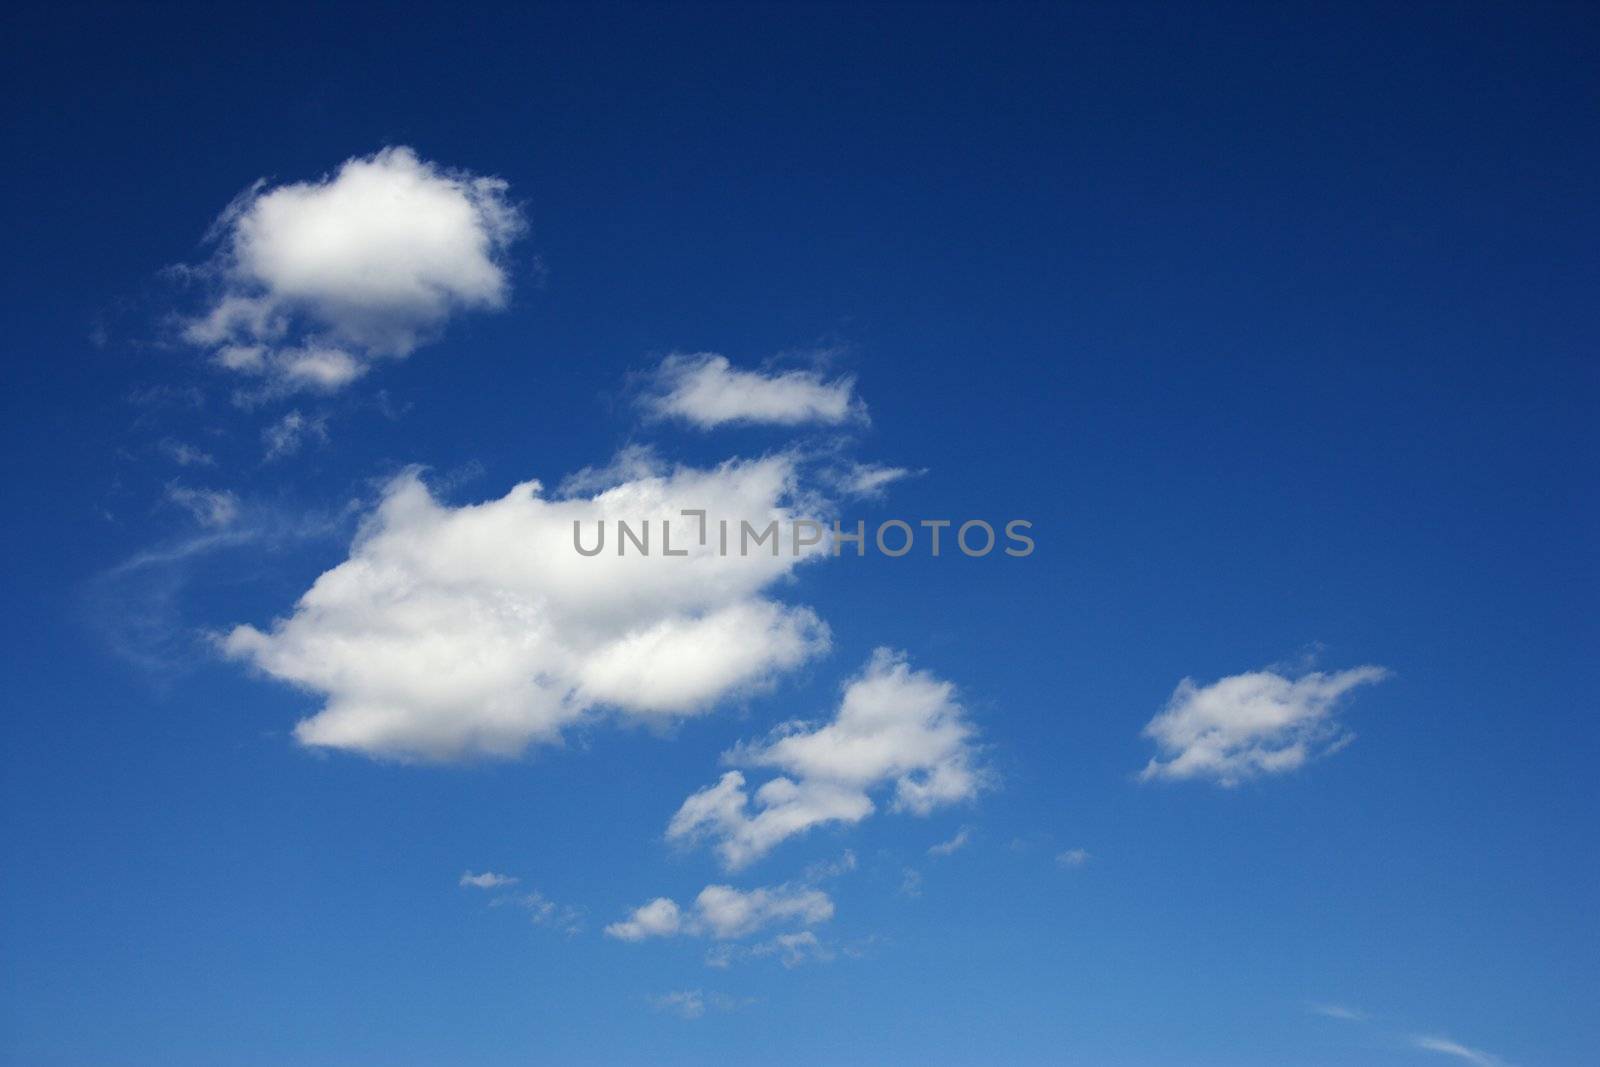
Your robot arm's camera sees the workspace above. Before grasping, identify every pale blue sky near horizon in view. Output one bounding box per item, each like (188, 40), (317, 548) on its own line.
(2, 4), (1597, 1065)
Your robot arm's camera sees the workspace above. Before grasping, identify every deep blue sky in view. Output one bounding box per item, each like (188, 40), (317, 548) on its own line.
(3, 4), (1597, 1065)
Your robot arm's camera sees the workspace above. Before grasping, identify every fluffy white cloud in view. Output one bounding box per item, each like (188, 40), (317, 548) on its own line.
(604, 897), (684, 941)
(1138, 665), (1388, 786)
(223, 455), (829, 761)
(459, 870), (518, 889)
(694, 883), (833, 939)
(184, 146), (523, 395)
(644, 353), (862, 428)
(605, 883), (833, 942)
(668, 649), (986, 869)
(1056, 848), (1090, 868)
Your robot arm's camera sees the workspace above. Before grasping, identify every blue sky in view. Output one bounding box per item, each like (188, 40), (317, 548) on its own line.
(3, 4), (1597, 1065)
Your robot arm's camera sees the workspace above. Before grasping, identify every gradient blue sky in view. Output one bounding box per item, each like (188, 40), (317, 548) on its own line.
(3, 4), (1597, 1065)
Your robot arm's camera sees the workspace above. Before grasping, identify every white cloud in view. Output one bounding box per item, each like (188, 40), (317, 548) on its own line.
(491, 890), (585, 935)
(694, 883), (833, 939)
(668, 649), (986, 869)
(262, 409), (329, 460)
(647, 990), (751, 1018)
(801, 849), (858, 882)
(1138, 665), (1389, 786)
(836, 462), (917, 499)
(606, 883), (832, 942)
(604, 897), (683, 941)
(1308, 1002), (1366, 1022)
(927, 828), (971, 857)
(644, 353), (862, 428)
(184, 146), (523, 395)
(749, 930), (834, 967)
(459, 870), (518, 889)
(1412, 1035), (1506, 1066)
(706, 929), (867, 969)
(159, 439), (216, 467)
(649, 990), (707, 1019)
(1056, 848), (1090, 868)
(899, 868), (923, 898)
(165, 484), (240, 528)
(222, 455), (829, 761)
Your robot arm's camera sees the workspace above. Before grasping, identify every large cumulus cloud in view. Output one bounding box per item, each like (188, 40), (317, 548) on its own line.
(223, 454), (829, 761)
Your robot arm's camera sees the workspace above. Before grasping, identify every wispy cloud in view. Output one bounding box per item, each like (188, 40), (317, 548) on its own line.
(833, 462), (919, 500)
(647, 990), (751, 1019)
(262, 409), (328, 460)
(159, 439), (216, 467)
(1056, 848), (1090, 868)
(801, 850), (858, 882)
(459, 871), (519, 889)
(1412, 1035), (1507, 1066)
(86, 497), (357, 675)
(1307, 1002), (1366, 1022)
(164, 484), (240, 528)
(490, 890), (585, 935)
(749, 930), (834, 967)
(1293, 1000), (1506, 1066)
(649, 990), (708, 1019)
(928, 828), (971, 857)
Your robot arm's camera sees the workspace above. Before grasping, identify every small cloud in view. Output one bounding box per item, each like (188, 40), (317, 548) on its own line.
(459, 871), (518, 889)
(642, 353), (864, 429)
(928, 828), (971, 857)
(261, 409), (328, 460)
(706, 930), (839, 969)
(750, 930), (834, 968)
(669, 649), (986, 870)
(1056, 848), (1090, 868)
(802, 849), (858, 882)
(647, 990), (750, 1019)
(1138, 664), (1389, 786)
(605, 897), (683, 941)
(833, 462), (921, 500)
(1411, 1035), (1506, 1066)
(1308, 1002), (1366, 1022)
(165, 484), (240, 529)
(128, 384), (206, 410)
(606, 884), (832, 942)
(899, 868), (923, 898)
(492, 890), (584, 935)
(160, 439), (217, 467)
(180, 146), (525, 396)
(649, 990), (706, 1019)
